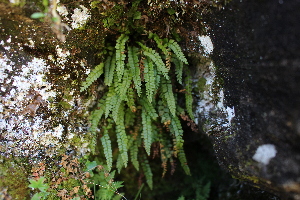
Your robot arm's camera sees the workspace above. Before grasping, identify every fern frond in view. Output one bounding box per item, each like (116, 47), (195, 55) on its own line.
(128, 46), (142, 97)
(151, 33), (169, 55)
(105, 54), (116, 87)
(177, 148), (190, 175)
(141, 154), (153, 190)
(177, 196), (185, 200)
(171, 56), (183, 84)
(104, 55), (115, 86)
(196, 180), (211, 200)
(101, 132), (113, 172)
(81, 63), (104, 92)
(111, 96), (123, 123)
(159, 137), (173, 177)
(115, 103), (128, 168)
(115, 69), (131, 101)
(126, 87), (136, 113)
(129, 138), (139, 170)
(170, 115), (184, 150)
(144, 57), (156, 103)
(89, 97), (106, 133)
(137, 42), (169, 80)
(140, 96), (158, 120)
(124, 107), (136, 128)
(161, 77), (176, 117)
(141, 108), (153, 155)
(105, 87), (118, 118)
(184, 68), (194, 120)
(168, 39), (188, 65)
(116, 34), (129, 80)
(157, 100), (171, 125)
(116, 154), (124, 174)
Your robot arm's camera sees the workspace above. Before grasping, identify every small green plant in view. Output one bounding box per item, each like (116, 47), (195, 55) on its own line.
(28, 177), (50, 200)
(84, 160), (127, 200)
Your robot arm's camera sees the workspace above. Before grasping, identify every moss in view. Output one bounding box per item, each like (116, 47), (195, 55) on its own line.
(0, 158), (30, 199)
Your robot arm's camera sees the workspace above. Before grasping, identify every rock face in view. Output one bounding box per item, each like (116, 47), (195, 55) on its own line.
(204, 0), (300, 199)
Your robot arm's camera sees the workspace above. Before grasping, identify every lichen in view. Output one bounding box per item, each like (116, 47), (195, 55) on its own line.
(194, 35), (235, 131)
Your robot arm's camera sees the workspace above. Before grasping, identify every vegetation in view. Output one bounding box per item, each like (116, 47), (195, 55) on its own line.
(0, 0), (230, 199)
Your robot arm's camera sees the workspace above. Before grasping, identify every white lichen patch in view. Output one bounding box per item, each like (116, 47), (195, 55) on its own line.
(0, 41), (91, 157)
(56, 5), (69, 17)
(253, 144), (277, 165)
(71, 5), (91, 29)
(196, 61), (235, 128)
(199, 35), (214, 55)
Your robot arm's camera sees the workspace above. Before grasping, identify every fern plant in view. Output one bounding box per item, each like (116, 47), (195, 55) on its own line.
(81, 31), (194, 189)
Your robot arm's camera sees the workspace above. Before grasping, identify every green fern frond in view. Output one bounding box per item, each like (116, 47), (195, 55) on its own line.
(170, 115), (184, 150)
(144, 57), (157, 103)
(140, 96), (158, 120)
(129, 138), (140, 171)
(159, 136), (173, 177)
(196, 180), (211, 200)
(157, 100), (171, 125)
(177, 196), (185, 200)
(116, 154), (124, 174)
(161, 77), (176, 116)
(89, 97), (106, 133)
(151, 33), (169, 55)
(177, 148), (190, 175)
(171, 56), (183, 84)
(105, 87), (118, 118)
(115, 69), (131, 101)
(141, 154), (153, 190)
(125, 87), (136, 113)
(141, 108), (153, 155)
(137, 42), (169, 80)
(101, 132), (113, 172)
(128, 46), (142, 96)
(81, 63), (104, 92)
(111, 96), (123, 123)
(116, 34), (129, 80)
(104, 55), (117, 86)
(168, 39), (188, 65)
(115, 103), (128, 168)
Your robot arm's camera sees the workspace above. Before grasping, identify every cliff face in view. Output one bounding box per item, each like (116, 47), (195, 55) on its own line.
(202, 0), (300, 199)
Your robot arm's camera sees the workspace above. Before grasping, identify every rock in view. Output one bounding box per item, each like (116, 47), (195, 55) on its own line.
(201, 0), (300, 199)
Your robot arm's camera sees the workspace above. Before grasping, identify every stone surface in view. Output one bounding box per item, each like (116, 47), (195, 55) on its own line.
(202, 0), (300, 199)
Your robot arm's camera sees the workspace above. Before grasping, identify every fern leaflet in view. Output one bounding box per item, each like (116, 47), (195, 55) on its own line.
(141, 153), (153, 190)
(137, 42), (169, 80)
(144, 57), (156, 103)
(141, 108), (152, 155)
(129, 138), (139, 171)
(128, 46), (142, 96)
(178, 148), (190, 175)
(171, 56), (183, 84)
(101, 132), (113, 172)
(115, 103), (128, 168)
(140, 96), (158, 120)
(116, 34), (129, 80)
(105, 87), (118, 118)
(168, 39), (188, 65)
(89, 97), (106, 133)
(161, 77), (176, 117)
(170, 115), (184, 150)
(115, 69), (131, 101)
(81, 63), (104, 92)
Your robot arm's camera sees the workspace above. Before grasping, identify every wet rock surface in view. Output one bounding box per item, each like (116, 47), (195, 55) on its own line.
(205, 0), (300, 199)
